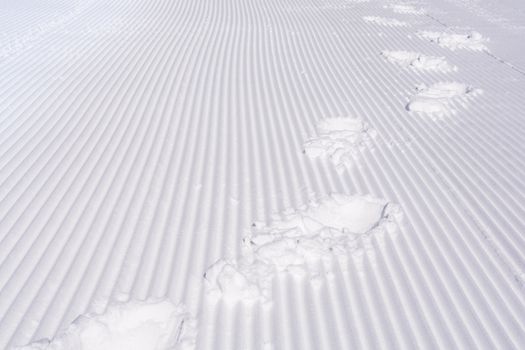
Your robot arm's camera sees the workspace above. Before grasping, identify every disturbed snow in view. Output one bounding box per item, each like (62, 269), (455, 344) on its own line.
(204, 194), (401, 303)
(15, 299), (196, 350)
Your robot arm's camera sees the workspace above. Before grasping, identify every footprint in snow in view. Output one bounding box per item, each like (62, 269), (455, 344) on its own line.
(203, 194), (401, 303)
(418, 30), (489, 51)
(303, 117), (375, 172)
(363, 16), (410, 27)
(386, 3), (426, 15)
(381, 50), (457, 72)
(406, 82), (482, 116)
(15, 299), (197, 350)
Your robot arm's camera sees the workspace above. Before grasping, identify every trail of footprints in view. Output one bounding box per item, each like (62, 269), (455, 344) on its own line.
(17, 1), (492, 348)
(204, 1), (490, 305)
(371, 2), (487, 117)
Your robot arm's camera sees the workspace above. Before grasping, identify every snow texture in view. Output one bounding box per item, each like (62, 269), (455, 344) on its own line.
(204, 194), (401, 303)
(303, 117), (375, 171)
(418, 31), (489, 51)
(406, 82), (481, 115)
(15, 299), (196, 350)
(381, 50), (457, 72)
(387, 4), (426, 15)
(363, 16), (410, 27)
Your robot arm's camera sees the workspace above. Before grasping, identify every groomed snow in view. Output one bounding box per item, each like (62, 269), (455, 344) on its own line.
(204, 194), (400, 302)
(387, 4), (426, 15)
(406, 82), (481, 115)
(418, 30), (489, 51)
(15, 299), (196, 350)
(381, 50), (457, 72)
(303, 117), (374, 171)
(1, 0), (525, 348)
(363, 16), (410, 27)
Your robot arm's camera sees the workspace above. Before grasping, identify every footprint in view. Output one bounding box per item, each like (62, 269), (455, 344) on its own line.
(15, 299), (197, 349)
(418, 30), (488, 51)
(204, 194), (401, 303)
(387, 3), (426, 15)
(303, 117), (374, 172)
(381, 50), (457, 72)
(363, 16), (410, 27)
(406, 82), (481, 116)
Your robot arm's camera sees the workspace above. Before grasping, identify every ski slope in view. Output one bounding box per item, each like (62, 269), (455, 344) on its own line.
(1, 0), (525, 348)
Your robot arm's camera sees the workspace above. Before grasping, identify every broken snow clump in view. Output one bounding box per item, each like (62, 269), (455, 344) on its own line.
(406, 82), (481, 116)
(204, 194), (401, 303)
(381, 51), (457, 72)
(418, 31), (488, 51)
(303, 117), (375, 171)
(16, 299), (196, 350)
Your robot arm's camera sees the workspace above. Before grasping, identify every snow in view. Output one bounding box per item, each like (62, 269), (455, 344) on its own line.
(381, 50), (457, 72)
(406, 82), (481, 115)
(14, 299), (196, 350)
(387, 4), (426, 15)
(363, 16), (410, 27)
(303, 117), (374, 171)
(418, 30), (489, 51)
(204, 194), (400, 302)
(1, 0), (525, 348)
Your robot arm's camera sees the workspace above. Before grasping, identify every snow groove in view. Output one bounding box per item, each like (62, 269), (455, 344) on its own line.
(0, 0), (524, 349)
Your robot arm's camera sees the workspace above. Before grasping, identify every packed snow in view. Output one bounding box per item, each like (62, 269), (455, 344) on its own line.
(15, 299), (196, 350)
(381, 50), (457, 72)
(303, 117), (374, 171)
(387, 4), (426, 15)
(406, 82), (481, 115)
(418, 31), (489, 51)
(363, 16), (410, 27)
(2, 0), (525, 348)
(204, 194), (401, 303)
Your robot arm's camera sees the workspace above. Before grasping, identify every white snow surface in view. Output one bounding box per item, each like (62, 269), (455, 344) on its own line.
(303, 117), (374, 171)
(381, 50), (457, 72)
(14, 299), (196, 350)
(2, 0), (525, 348)
(363, 16), (410, 27)
(204, 194), (400, 302)
(406, 82), (481, 115)
(418, 30), (489, 51)
(387, 4), (426, 15)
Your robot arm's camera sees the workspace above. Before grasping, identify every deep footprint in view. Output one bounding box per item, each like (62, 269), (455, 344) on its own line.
(381, 50), (457, 72)
(406, 82), (481, 116)
(303, 117), (375, 172)
(418, 30), (489, 51)
(204, 194), (401, 303)
(16, 299), (197, 350)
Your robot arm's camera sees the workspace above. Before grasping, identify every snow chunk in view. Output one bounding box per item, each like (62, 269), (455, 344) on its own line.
(381, 50), (457, 72)
(15, 299), (196, 350)
(363, 16), (409, 27)
(303, 117), (374, 171)
(418, 31), (488, 51)
(406, 82), (481, 115)
(387, 4), (426, 15)
(204, 194), (401, 302)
